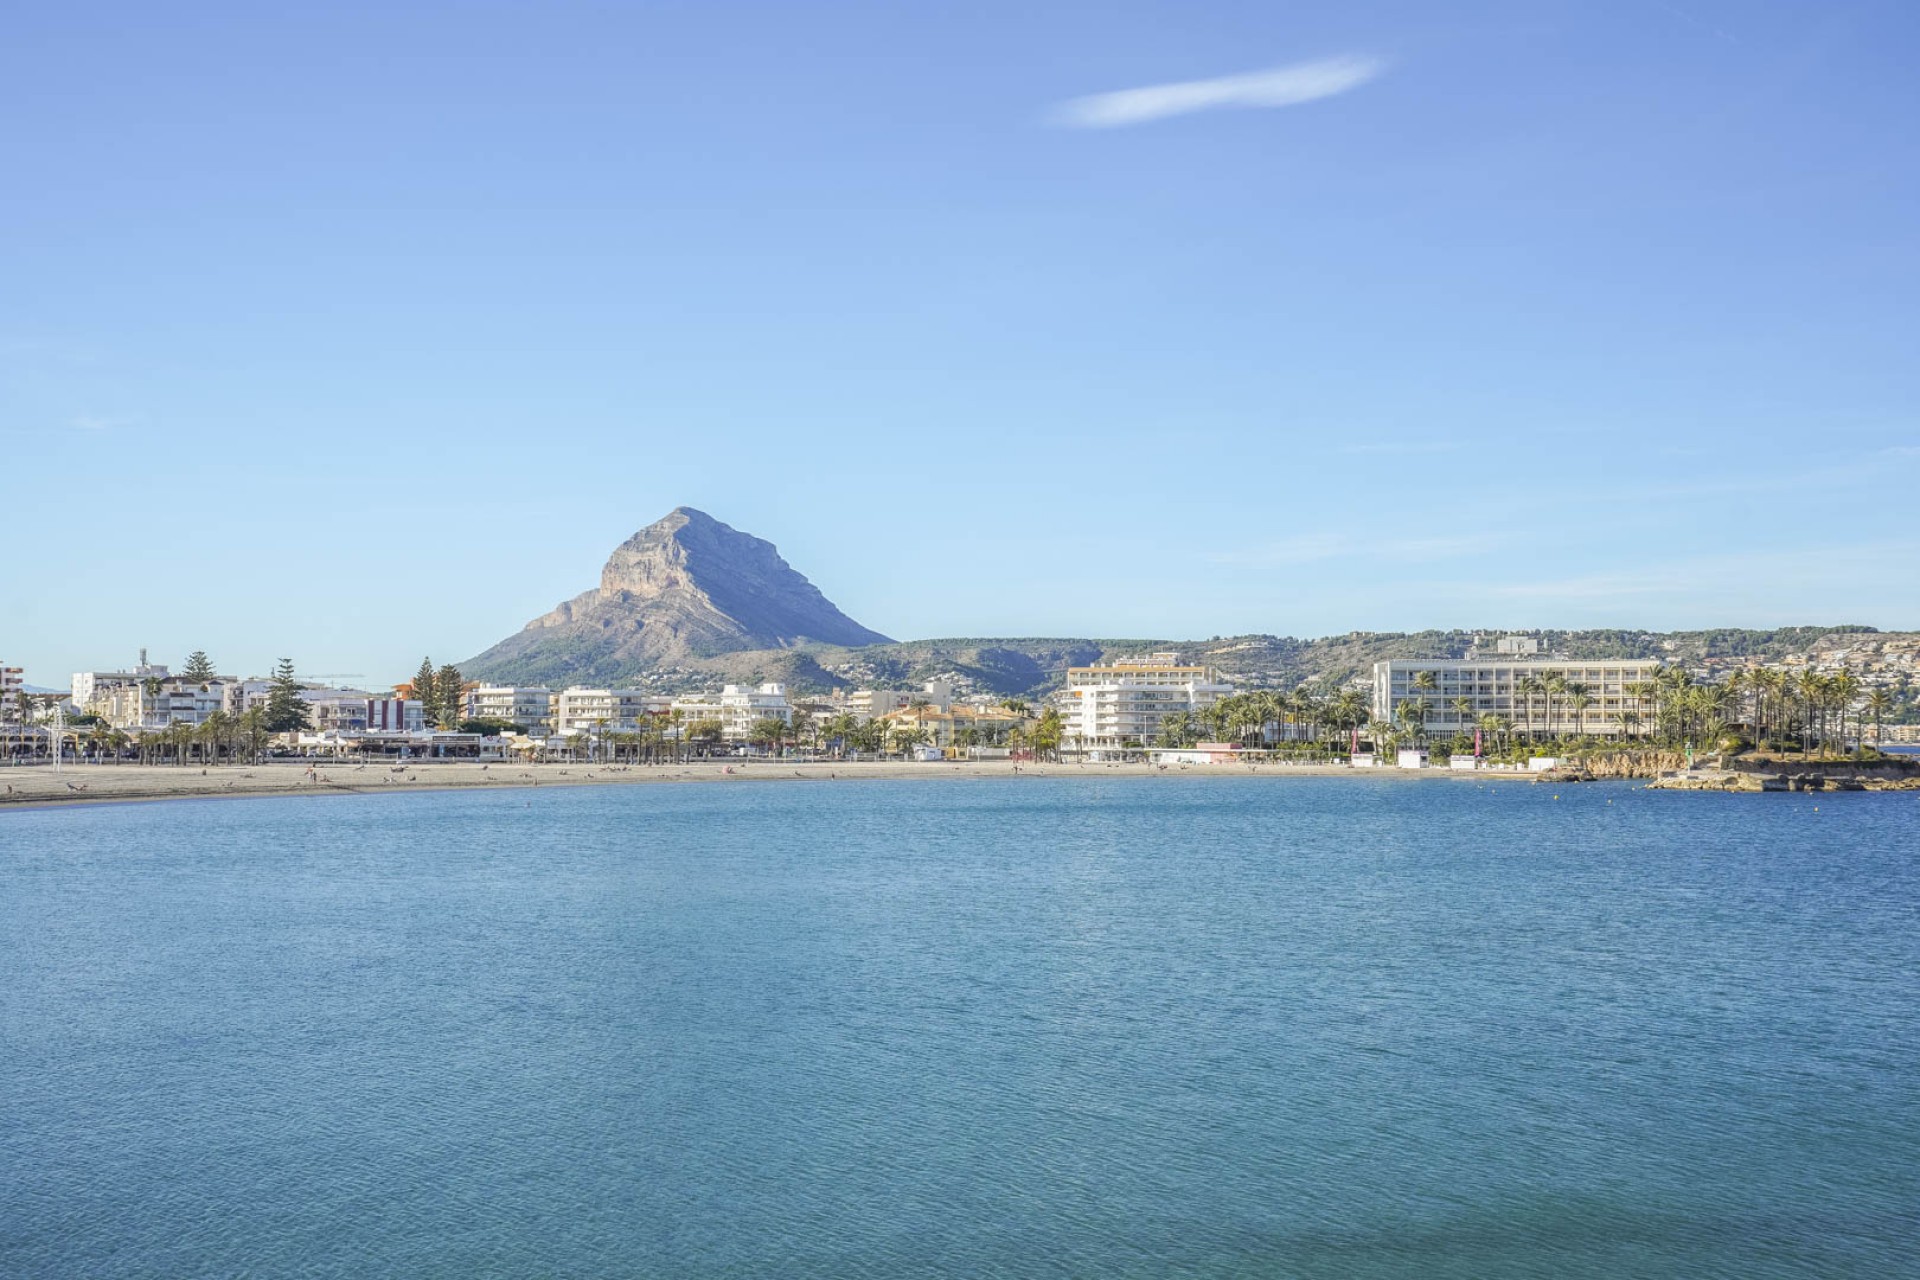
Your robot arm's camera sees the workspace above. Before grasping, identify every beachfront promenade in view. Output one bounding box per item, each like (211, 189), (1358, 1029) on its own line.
(0, 757), (1461, 808)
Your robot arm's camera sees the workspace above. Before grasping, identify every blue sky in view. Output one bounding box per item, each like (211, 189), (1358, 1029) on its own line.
(5, 1), (1917, 683)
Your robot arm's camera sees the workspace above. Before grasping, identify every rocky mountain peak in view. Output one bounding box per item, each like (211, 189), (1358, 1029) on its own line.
(463, 508), (891, 684)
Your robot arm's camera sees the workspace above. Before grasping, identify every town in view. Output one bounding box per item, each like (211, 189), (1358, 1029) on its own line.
(3, 632), (1911, 774)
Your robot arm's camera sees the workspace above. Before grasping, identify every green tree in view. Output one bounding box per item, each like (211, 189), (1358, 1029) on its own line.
(239, 705), (271, 760)
(1566, 683), (1592, 738)
(263, 658), (312, 733)
(1031, 708), (1064, 760)
(1866, 688), (1892, 746)
(435, 663), (464, 729)
(1396, 695), (1430, 744)
(749, 716), (789, 751)
(1159, 710), (1195, 748)
(889, 723), (930, 755)
(412, 657), (438, 712)
(1543, 672), (1568, 740)
(182, 650), (216, 682)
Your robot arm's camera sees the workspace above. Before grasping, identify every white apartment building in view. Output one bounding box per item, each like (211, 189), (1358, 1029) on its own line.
(843, 682), (953, 721)
(299, 691), (425, 734)
(470, 685), (556, 732)
(72, 649), (171, 709)
(1062, 653), (1235, 749)
(719, 683), (793, 740)
(1, 665), (22, 721)
(214, 682), (419, 732)
(223, 680), (274, 715)
(1370, 658), (1664, 738)
(552, 688), (673, 736)
(96, 678), (229, 730)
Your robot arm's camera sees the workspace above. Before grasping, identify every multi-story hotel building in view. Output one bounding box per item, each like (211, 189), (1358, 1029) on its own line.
(552, 688), (673, 736)
(1062, 653), (1235, 749)
(718, 683), (793, 739)
(469, 686), (556, 732)
(1371, 657), (1663, 738)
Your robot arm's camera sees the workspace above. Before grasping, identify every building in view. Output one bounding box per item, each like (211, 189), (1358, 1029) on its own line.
(363, 699), (425, 732)
(214, 681), (419, 732)
(469, 685), (556, 732)
(1, 665), (22, 722)
(1370, 658), (1663, 738)
(878, 702), (1026, 751)
(844, 682), (953, 721)
(94, 677), (230, 730)
(222, 680), (274, 715)
(718, 683), (792, 740)
(299, 689), (385, 732)
(296, 692), (424, 734)
(1061, 653), (1235, 750)
(71, 649), (170, 709)
(552, 688), (673, 736)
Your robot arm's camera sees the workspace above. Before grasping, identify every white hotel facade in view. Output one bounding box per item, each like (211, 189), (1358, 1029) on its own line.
(544, 683), (794, 740)
(1371, 658), (1663, 738)
(1062, 653), (1234, 750)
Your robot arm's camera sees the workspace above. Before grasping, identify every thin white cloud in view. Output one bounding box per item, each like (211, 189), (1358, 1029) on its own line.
(69, 414), (127, 432)
(1051, 55), (1387, 129)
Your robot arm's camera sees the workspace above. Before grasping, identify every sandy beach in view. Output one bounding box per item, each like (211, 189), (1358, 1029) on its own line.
(0, 757), (1446, 810)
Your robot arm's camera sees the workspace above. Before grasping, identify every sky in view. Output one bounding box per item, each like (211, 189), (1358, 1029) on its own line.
(4, 0), (1918, 684)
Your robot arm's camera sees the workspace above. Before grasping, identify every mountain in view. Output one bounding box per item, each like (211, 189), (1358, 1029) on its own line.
(519, 625), (1915, 715)
(463, 508), (892, 685)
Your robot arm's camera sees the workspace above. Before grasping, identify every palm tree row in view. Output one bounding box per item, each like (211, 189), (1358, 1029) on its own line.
(1158, 688), (1371, 752)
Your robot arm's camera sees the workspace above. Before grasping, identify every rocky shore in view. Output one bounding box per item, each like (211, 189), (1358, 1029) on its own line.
(1647, 769), (1920, 793)
(1532, 750), (1920, 792)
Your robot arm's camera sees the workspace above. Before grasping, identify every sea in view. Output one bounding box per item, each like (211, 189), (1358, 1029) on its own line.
(2, 777), (1916, 1278)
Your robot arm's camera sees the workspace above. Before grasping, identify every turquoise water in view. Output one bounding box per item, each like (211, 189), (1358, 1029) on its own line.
(3, 778), (1917, 1277)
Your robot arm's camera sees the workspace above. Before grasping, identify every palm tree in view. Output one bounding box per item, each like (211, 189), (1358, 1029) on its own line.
(1542, 673), (1568, 741)
(1722, 669), (1748, 737)
(1332, 690), (1368, 748)
(1514, 675), (1541, 742)
(1866, 688), (1892, 747)
(1449, 696), (1475, 745)
(1396, 695), (1429, 745)
(1567, 685), (1592, 739)
(1159, 710), (1193, 748)
(1797, 670), (1824, 755)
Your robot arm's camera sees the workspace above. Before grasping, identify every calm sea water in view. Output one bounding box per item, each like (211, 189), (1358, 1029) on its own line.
(3, 777), (1917, 1278)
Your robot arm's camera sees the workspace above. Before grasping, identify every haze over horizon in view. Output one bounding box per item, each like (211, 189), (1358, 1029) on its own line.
(5, 1), (1917, 681)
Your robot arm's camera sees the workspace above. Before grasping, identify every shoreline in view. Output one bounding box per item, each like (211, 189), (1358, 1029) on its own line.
(9, 758), (1907, 812)
(0, 758), (1497, 811)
